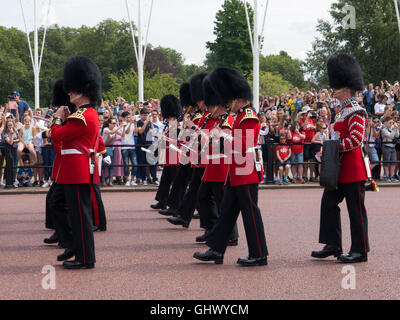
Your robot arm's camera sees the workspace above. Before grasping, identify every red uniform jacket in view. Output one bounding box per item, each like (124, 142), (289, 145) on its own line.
(202, 114), (234, 182)
(164, 129), (180, 167)
(50, 107), (100, 185)
(51, 142), (61, 180)
(229, 106), (263, 187)
(190, 111), (212, 168)
(334, 99), (368, 184)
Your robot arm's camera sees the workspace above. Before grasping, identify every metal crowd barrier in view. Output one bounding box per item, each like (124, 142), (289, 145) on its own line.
(1, 140), (399, 188)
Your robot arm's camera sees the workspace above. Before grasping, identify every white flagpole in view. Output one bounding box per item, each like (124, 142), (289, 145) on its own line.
(394, 0), (400, 34)
(34, 0), (40, 109)
(253, 0), (259, 112)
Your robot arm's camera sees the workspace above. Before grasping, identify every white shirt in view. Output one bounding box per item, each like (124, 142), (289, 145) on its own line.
(374, 103), (386, 115)
(121, 124), (136, 150)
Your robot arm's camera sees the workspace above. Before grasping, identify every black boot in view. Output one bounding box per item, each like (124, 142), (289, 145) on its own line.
(311, 245), (342, 259)
(63, 260), (95, 269)
(338, 252), (367, 263)
(44, 232), (59, 244)
(237, 256), (268, 267)
(57, 248), (75, 262)
(159, 208), (177, 217)
(193, 250), (223, 264)
(151, 202), (166, 210)
(166, 216), (189, 228)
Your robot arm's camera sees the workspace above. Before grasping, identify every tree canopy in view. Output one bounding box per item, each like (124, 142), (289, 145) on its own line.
(306, 0), (400, 88)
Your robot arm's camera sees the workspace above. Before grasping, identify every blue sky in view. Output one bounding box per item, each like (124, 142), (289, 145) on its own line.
(0, 0), (334, 64)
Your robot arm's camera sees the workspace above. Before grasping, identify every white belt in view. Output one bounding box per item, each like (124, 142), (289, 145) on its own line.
(61, 148), (95, 155)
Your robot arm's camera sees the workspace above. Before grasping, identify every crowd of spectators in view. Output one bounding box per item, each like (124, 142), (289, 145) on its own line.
(1, 80), (399, 188)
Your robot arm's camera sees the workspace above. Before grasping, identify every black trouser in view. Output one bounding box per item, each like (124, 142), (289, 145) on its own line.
(45, 182), (59, 230)
(198, 181), (238, 240)
(92, 182), (106, 228)
(177, 167), (205, 224)
(136, 146), (157, 182)
(155, 166), (178, 206)
(206, 183), (268, 257)
(319, 181), (369, 254)
(167, 164), (192, 209)
(51, 183), (95, 264)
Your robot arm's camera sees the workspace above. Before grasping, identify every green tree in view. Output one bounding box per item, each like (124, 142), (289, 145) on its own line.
(257, 72), (294, 97)
(306, 0), (400, 87)
(104, 69), (179, 102)
(205, 0), (254, 75)
(260, 51), (305, 89)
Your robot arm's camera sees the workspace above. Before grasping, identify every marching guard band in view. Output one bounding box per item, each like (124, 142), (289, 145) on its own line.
(42, 53), (372, 269)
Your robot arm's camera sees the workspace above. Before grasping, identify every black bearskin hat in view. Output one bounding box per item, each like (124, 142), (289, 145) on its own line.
(52, 79), (69, 107)
(63, 56), (102, 105)
(160, 94), (183, 119)
(189, 73), (208, 103)
(203, 75), (222, 107)
(327, 54), (364, 91)
(52, 78), (76, 114)
(208, 67), (252, 105)
(179, 82), (194, 107)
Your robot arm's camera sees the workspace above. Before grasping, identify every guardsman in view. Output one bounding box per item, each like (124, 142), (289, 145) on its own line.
(49, 56), (101, 269)
(166, 73), (213, 228)
(150, 95), (183, 211)
(195, 75), (238, 246)
(43, 79), (73, 247)
(194, 67), (268, 266)
(311, 54), (369, 263)
(157, 83), (200, 216)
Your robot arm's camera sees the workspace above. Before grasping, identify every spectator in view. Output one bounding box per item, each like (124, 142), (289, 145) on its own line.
(276, 133), (291, 185)
(17, 116), (37, 164)
(41, 120), (54, 188)
(121, 111), (138, 186)
(381, 116), (399, 182)
(13, 91), (33, 122)
(102, 118), (125, 186)
(0, 111), (5, 186)
(113, 118), (127, 185)
(289, 121), (305, 184)
(298, 106), (317, 182)
(136, 108), (158, 186)
(17, 156), (33, 187)
(33, 128), (44, 187)
(3, 119), (19, 187)
(311, 122), (330, 175)
(6, 95), (18, 121)
(363, 83), (375, 113)
(365, 115), (380, 175)
(374, 95), (388, 117)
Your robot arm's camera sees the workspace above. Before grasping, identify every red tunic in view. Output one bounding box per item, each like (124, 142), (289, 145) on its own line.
(50, 107), (100, 185)
(202, 115), (234, 182)
(229, 107), (263, 187)
(164, 131), (180, 167)
(190, 111), (212, 169)
(51, 142), (61, 180)
(333, 99), (368, 184)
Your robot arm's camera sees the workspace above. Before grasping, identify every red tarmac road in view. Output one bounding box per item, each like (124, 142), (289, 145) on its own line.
(0, 189), (399, 300)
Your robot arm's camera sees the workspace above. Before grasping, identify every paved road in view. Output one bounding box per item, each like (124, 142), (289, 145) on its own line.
(0, 189), (399, 300)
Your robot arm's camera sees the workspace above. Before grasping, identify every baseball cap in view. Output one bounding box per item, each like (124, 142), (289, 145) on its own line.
(12, 91), (20, 96)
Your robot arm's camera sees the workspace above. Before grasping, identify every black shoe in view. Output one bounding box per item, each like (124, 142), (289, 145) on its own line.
(311, 245), (343, 259)
(338, 252), (368, 263)
(193, 250), (223, 264)
(166, 216), (189, 228)
(57, 249), (75, 262)
(193, 213), (200, 219)
(196, 230), (211, 243)
(63, 260), (95, 269)
(228, 239), (238, 247)
(93, 225), (107, 232)
(237, 256), (268, 267)
(151, 202), (166, 210)
(159, 208), (177, 217)
(44, 232), (59, 244)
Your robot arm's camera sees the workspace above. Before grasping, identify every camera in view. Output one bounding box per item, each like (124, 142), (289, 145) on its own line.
(310, 111), (318, 119)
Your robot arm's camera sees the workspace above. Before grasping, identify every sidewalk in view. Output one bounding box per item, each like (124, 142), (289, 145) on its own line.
(0, 181), (397, 195)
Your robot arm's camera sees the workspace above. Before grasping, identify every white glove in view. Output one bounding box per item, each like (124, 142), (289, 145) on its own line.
(103, 155), (112, 165)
